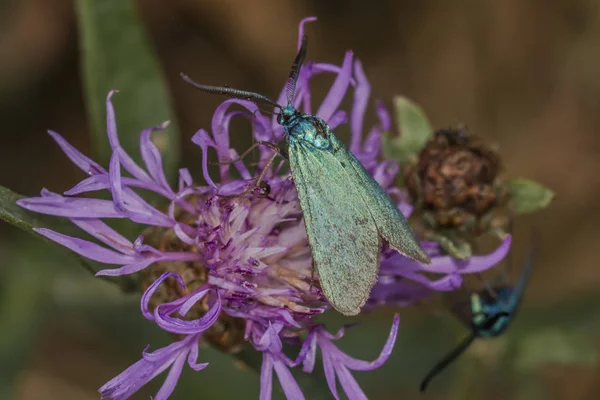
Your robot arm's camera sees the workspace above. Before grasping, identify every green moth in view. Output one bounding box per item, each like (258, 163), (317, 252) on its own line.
(181, 36), (430, 315)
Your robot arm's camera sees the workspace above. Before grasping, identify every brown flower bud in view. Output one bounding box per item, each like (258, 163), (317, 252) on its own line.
(404, 127), (505, 232)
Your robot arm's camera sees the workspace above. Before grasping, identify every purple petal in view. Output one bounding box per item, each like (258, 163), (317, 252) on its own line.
(186, 341), (209, 371)
(350, 59), (370, 153)
(227, 148), (252, 181)
(95, 257), (158, 277)
(336, 366), (367, 400)
(376, 99), (391, 131)
(297, 17), (317, 50)
(360, 101), (391, 160)
(34, 228), (136, 264)
(154, 291), (221, 335)
(211, 99), (261, 181)
(385, 264), (463, 291)
(422, 234), (512, 274)
(259, 354), (274, 400)
(104, 92), (151, 183)
(322, 352), (340, 400)
(103, 186), (173, 227)
(382, 235), (512, 276)
(17, 197), (123, 218)
(99, 344), (175, 400)
(179, 288), (211, 316)
(120, 146), (153, 183)
(64, 175), (110, 195)
(339, 314), (400, 371)
(273, 359), (305, 400)
(425, 274), (463, 291)
(328, 110), (348, 130)
(297, 331), (317, 372)
(141, 272), (185, 320)
(217, 180), (249, 197)
(316, 51), (353, 122)
(179, 168), (193, 190)
(70, 218), (134, 254)
(109, 151), (126, 213)
(266, 323), (283, 354)
(140, 122), (173, 193)
(153, 352), (186, 400)
(106, 91), (120, 149)
(39, 188), (60, 197)
(369, 281), (430, 306)
(372, 160), (399, 188)
(252, 112), (275, 143)
(65, 174), (173, 199)
(191, 129), (217, 188)
(47, 130), (106, 175)
(255, 323), (282, 352)
(311, 63), (358, 87)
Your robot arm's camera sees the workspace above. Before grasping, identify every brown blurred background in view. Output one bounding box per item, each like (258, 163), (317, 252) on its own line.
(1, 0), (600, 399)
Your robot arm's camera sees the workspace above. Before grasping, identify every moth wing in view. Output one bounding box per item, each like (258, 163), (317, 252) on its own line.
(289, 141), (380, 316)
(330, 135), (430, 264)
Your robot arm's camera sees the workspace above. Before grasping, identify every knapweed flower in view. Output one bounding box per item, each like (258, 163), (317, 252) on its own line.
(17, 17), (511, 400)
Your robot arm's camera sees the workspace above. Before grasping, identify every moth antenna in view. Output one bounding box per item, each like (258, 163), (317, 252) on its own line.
(181, 73), (283, 110)
(502, 214), (516, 285)
(509, 230), (537, 308)
(285, 35), (308, 105)
(420, 333), (476, 392)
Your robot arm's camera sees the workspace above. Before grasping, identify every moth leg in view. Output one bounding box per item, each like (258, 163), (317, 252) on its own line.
(210, 141), (281, 166)
(216, 151), (280, 199)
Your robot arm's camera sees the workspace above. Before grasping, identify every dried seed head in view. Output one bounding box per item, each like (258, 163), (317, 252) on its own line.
(404, 127), (506, 233)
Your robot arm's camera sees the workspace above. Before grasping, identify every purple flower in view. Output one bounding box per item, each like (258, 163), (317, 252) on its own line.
(17, 16), (511, 400)
(255, 323), (304, 400)
(99, 272), (218, 400)
(99, 334), (207, 400)
(299, 315), (400, 400)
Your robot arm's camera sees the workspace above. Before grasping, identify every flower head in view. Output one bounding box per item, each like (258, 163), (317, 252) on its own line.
(17, 16), (510, 400)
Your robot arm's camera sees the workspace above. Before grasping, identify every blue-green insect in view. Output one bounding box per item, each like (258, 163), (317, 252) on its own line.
(181, 35), (430, 315)
(419, 240), (535, 392)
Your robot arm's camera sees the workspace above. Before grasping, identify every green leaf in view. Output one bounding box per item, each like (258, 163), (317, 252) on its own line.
(508, 179), (554, 214)
(382, 96), (432, 164)
(0, 185), (97, 273)
(75, 0), (180, 183)
(0, 243), (58, 396)
(514, 328), (598, 371)
(0, 185), (136, 290)
(0, 268), (46, 396)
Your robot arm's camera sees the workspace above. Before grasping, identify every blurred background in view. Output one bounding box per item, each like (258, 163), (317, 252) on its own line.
(1, 0), (600, 399)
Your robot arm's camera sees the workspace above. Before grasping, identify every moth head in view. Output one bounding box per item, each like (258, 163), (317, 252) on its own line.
(278, 105), (298, 126)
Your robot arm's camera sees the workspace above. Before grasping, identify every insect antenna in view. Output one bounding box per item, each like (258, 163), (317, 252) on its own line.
(257, 107), (277, 116)
(508, 230), (537, 309)
(180, 73), (283, 110)
(498, 214), (516, 286)
(419, 333), (476, 392)
(285, 34), (308, 105)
